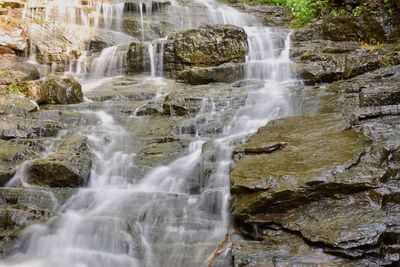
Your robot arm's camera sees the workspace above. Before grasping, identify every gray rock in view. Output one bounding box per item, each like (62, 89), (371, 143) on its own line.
(127, 41), (146, 73)
(164, 24), (248, 77)
(0, 95), (38, 116)
(0, 115), (61, 140)
(0, 203), (53, 257)
(0, 140), (39, 186)
(177, 63), (244, 85)
(26, 135), (91, 187)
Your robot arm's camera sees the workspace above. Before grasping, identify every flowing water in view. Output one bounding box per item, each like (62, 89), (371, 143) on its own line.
(2, 0), (298, 266)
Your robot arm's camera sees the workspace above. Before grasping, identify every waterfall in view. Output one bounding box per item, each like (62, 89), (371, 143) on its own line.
(1, 1), (298, 267)
(89, 46), (126, 79)
(147, 39), (166, 79)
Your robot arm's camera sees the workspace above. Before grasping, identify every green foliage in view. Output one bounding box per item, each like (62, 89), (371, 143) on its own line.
(0, 67), (6, 74)
(330, 8), (347, 17)
(352, 5), (364, 16)
(286, 0), (328, 26)
(241, 0), (327, 26)
(2, 83), (27, 96)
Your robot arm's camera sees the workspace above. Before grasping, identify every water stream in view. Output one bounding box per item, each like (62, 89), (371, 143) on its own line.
(2, 0), (298, 266)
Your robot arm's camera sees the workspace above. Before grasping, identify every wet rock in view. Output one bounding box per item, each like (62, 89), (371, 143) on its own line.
(280, 193), (385, 250)
(231, 113), (383, 220)
(360, 84), (400, 108)
(0, 203), (53, 257)
(291, 22), (323, 42)
(322, 15), (362, 42)
(0, 115), (61, 140)
(344, 49), (400, 79)
(177, 63), (245, 85)
(321, 10), (389, 43)
(230, 3), (287, 27)
(127, 41), (146, 73)
(39, 75), (83, 104)
(135, 139), (189, 170)
(0, 140), (39, 186)
(296, 47), (400, 84)
(337, 65), (400, 122)
(0, 95), (38, 116)
(164, 24), (247, 77)
(232, 230), (368, 267)
(26, 135), (91, 187)
(88, 39), (108, 53)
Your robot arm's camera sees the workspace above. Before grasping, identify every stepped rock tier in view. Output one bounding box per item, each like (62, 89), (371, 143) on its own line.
(0, 0), (400, 266)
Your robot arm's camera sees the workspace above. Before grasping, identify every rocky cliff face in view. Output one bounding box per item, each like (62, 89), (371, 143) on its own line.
(0, 0), (400, 265)
(230, 1), (400, 265)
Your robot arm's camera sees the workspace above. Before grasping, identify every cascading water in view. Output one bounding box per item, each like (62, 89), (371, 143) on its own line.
(146, 39), (166, 80)
(1, 0), (299, 266)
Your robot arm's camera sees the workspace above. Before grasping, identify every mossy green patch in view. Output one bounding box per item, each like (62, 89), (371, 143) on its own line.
(2, 83), (28, 96)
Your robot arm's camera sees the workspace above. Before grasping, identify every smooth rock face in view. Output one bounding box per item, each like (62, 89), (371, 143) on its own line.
(26, 136), (91, 187)
(231, 113), (377, 217)
(39, 76), (84, 105)
(163, 24), (248, 77)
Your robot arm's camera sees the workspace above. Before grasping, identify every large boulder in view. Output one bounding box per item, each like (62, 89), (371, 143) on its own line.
(39, 76), (84, 104)
(26, 136), (91, 187)
(230, 112), (400, 264)
(231, 113), (381, 219)
(163, 24), (248, 77)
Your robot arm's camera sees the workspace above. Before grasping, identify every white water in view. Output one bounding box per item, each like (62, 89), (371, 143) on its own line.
(147, 39), (165, 79)
(3, 1), (298, 266)
(24, 0), (126, 29)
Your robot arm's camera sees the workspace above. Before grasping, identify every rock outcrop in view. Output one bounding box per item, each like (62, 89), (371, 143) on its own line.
(163, 24), (248, 81)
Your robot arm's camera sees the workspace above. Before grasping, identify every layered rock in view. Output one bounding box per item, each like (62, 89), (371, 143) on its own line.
(0, 115), (61, 140)
(177, 63), (245, 85)
(26, 136), (91, 187)
(293, 42), (400, 85)
(0, 140), (39, 186)
(163, 24), (248, 82)
(0, 95), (38, 116)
